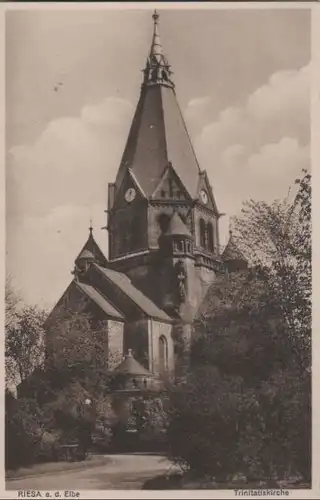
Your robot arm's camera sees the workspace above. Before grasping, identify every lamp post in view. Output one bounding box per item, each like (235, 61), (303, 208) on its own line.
(77, 397), (93, 459)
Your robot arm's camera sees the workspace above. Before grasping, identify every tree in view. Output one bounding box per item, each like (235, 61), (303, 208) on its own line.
(167, 172), (311, 485)
(233, 170), (311, 372)
(5, 396), (44, 469)
(5, 276), (21, 331)
(5, 300), (47, 388)
(45, 308), (120, 397)
(168, 270), (311, 483)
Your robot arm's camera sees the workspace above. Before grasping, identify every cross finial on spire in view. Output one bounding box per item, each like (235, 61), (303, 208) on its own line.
(143, 9), (174, 89)
(89, 218), (93, 234)
(152, 9), (159, 23)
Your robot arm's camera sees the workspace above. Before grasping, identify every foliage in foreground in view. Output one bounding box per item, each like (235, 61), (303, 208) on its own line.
(167, 172), (311, 484)
(167, 271), (311, 482)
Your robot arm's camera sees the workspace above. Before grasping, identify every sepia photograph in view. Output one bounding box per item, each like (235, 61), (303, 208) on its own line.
(4, 4), (312, 494)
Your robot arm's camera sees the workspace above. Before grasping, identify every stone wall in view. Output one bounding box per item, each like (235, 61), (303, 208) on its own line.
(123, 319), (150, 369)
(149, 320), (174, 375)
(107, 320), (124, 369)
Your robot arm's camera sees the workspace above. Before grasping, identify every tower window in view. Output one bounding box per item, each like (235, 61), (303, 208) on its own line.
(159, 335), (168, 372)
(199, 218), (206, 248)
(158, 213), (170, 233)
(207, 222), (214, 252)
(160, 190), (166, 198)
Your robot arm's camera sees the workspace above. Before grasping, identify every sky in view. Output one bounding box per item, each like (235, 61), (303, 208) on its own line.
(6, 7), (311, 309)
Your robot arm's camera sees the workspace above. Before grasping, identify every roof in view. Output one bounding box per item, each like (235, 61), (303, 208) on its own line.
(75, 228), (108, 266)
(114, 14), (200, 199)
(222, 233), (248, 263)
(75, 281), (124, 320)
(113, 349), (151, 376)
(95, 265), (171, 322)
(166, 212), (192, 237)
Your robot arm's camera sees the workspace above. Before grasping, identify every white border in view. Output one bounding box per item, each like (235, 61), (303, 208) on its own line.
(1, 2), (318, 499)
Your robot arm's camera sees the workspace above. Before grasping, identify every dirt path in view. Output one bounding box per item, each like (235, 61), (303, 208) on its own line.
(6, 453), (177, 491)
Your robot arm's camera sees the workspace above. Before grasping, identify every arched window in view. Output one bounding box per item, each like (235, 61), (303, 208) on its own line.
(207, 222), (214, 252)
(199, 218), (206, 248)
(158, 213), (171, 233)
(159, 335), (168, 372)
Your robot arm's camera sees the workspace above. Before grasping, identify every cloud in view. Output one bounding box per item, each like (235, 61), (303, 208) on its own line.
(7, 97), (133, 219)
(6, 65), (310, 307)
(187, 64), (310, 231)
(7, 203), (107, 308)
(247, 65), (309, 129)
(6, 97), (133, 305)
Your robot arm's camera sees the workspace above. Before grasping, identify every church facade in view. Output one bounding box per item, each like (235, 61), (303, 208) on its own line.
(45, 11), (246, 379)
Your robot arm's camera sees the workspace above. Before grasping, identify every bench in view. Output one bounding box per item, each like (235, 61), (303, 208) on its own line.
(60, 444), (80, 462)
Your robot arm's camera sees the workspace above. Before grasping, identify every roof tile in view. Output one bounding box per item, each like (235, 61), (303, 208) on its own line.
(75, 281), (124, 320)
(96, 265), (171, 322)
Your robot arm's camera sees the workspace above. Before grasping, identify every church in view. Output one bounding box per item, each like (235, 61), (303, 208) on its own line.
(45, 11), (247, 382)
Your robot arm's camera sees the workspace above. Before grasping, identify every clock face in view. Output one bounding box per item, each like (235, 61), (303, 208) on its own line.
(125, 188), (136, 203)
(200, 189), (208, 205)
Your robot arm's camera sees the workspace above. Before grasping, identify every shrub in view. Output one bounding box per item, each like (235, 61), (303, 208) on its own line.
(5, 397), (43, 470)
(37, 430), (62, 463)
(167, 367), (264, 480)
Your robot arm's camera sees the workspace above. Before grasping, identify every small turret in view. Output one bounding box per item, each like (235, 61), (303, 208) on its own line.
(76, 249), (95, 272)
(222, 230), (248, 273)
(113, 349), (153, 391)
(72, 223), (107, 280)
(160, 211), (193, 257)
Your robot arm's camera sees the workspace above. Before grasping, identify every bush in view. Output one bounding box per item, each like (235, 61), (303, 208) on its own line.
(137, 397), (169, 451)
(167, 270), (311, 484)
(167, 367), (264, 480)
(5, 397), (43, 470)
(167, 353), (310, 483)
(37, 430), (62, 463)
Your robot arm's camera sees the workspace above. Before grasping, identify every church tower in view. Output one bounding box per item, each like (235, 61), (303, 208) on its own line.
(45, 11), (225, 379)
(107, 11), (223, 322)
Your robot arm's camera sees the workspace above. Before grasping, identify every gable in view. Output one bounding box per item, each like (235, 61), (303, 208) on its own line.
(44, 281), (88, 329)
(113, 169), (146, 210)
(152, 163), (191, 202)
(196, 171), (219, 214)
(44, 280), (124, 330)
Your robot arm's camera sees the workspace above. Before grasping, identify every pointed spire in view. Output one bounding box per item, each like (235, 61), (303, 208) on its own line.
(143, 10), (174, 89)
(150, 10), (163, 58)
